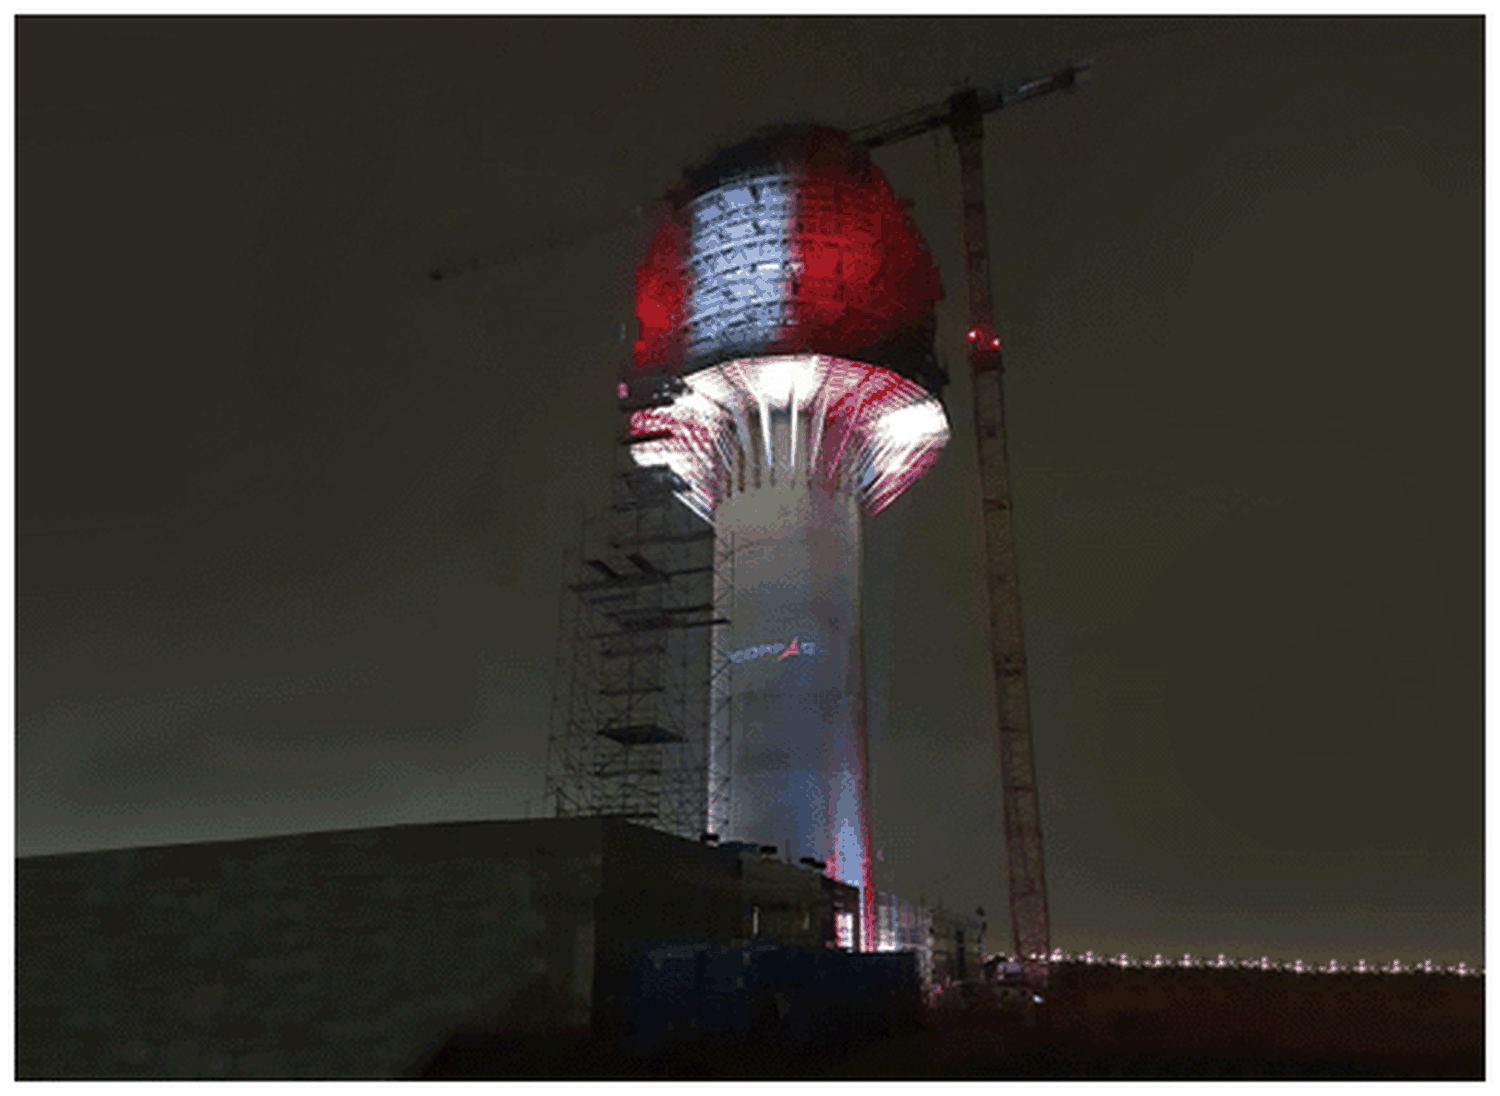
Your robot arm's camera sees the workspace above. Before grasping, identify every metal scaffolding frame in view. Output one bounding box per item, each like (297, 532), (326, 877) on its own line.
(705, 529), (735, 840)
(545, 417), (728, 841)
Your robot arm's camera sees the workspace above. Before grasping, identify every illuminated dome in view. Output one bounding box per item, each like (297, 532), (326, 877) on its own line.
(624, 125), (950, 520)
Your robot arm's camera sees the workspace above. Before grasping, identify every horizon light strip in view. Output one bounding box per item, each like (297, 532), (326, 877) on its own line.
(985, 948), (1484, 977)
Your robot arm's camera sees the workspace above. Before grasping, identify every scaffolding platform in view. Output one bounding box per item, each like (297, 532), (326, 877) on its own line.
(545, 424), (731, 842)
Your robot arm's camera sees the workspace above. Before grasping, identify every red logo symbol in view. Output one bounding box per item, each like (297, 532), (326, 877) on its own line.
(778, 637), (800, 660)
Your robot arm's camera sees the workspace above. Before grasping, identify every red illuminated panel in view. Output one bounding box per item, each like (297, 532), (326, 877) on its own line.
(866, 444), (943, 516)
(785, 154), (940, 358)
(632, 216), (688, 373)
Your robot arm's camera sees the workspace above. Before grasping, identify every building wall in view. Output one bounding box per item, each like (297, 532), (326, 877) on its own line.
(928, 904), (986, 985)
(741, 854), (836, 949)
(15, 818), (608, 1079)
(592, 821), (744, 1030)
(591, 829), (860, 1026)
(16, 816), (859, 1079)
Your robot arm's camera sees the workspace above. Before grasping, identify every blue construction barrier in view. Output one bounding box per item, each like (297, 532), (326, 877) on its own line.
(622, 942), (921, 1057)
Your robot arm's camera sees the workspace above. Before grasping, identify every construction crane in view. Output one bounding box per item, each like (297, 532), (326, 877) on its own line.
(852, 60), (1090, 990)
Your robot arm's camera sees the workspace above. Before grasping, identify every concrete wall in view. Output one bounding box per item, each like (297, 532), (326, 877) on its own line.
(741, 855), (828, 949)
(16, 815), (875, 1078)
(591, 821), (742, 1032)
(16, 817), (607, 1079)
(590, 826), (860, 1027)
(928, 905), (986, 984)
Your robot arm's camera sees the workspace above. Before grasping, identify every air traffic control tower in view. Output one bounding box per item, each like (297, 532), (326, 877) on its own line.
(622, 126), (950, 947)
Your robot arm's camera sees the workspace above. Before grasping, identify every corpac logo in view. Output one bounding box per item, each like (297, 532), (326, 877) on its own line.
(730, 636), (821, 665)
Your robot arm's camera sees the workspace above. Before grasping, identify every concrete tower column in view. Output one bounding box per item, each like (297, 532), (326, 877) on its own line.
(706, 400), (875, 947)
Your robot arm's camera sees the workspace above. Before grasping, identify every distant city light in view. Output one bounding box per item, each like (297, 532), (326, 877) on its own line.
(1033, 948), (1478, 978)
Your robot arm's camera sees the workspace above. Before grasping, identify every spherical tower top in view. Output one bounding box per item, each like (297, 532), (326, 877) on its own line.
(632, 124), (945, 392)
(625, 124), (951, 522)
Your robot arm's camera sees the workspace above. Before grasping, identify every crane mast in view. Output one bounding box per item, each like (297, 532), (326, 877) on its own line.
(856, 61), (1088, 989)
(949, 87), (1050, 988)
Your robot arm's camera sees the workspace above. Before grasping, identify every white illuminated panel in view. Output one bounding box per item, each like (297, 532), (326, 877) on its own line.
(628, 353), (950, 522)
(835, 911), (856, 950)
(686, 174), (795, 362)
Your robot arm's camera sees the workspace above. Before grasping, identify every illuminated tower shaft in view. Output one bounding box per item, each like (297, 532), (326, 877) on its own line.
(708, 408), (870, 922)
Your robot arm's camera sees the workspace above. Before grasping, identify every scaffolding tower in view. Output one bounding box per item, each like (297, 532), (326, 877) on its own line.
(545, 384), (727, 840)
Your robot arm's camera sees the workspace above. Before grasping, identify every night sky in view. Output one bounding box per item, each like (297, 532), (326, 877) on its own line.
(16, 16), (1483, 966)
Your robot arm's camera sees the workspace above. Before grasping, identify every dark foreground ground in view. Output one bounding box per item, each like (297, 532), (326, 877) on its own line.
(411, 965), (1484, 1080)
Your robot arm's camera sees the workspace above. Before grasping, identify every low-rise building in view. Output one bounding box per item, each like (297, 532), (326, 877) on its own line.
(16, 816), (861, 1079)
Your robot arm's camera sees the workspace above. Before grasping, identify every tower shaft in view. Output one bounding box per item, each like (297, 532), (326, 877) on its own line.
(707, 411), (874, 948)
